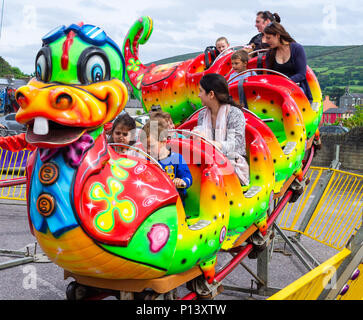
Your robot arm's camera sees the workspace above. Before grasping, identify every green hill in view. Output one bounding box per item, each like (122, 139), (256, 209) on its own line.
(148, 45), (363, 97)
(305, 45), (363, 95)
(0, 56), (28, 78)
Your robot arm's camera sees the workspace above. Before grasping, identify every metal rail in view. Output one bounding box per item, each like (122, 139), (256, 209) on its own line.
(0, 177), (27, 187)
(227, 68), (291, 84)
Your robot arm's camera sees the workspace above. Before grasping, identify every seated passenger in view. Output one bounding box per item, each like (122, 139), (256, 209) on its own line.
(215, 36), (231, 55)
(263, 21), (313, 102)
(142, 119), (192, 204)
(204, 37), (231, 70)
(108, 113), (137, 154)
(248, 11), (281, 52)
(227, 49), (257, 85)
(194, 73), (249, 185)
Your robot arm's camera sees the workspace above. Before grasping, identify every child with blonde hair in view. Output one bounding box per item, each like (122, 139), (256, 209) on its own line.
(215, 36), (230, 55)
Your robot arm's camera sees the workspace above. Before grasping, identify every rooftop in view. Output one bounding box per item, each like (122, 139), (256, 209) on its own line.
(323, 96), (338, 112)
(324, 107), (353, 114)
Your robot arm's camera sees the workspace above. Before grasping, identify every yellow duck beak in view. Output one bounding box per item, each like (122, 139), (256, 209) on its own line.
(15, 78), (128, 147)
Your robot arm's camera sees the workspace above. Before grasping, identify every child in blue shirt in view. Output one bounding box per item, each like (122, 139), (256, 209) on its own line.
(142, 120), (192, 202)
(227, 49), (256, 85)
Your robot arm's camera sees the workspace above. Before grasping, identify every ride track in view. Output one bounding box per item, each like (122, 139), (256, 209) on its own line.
(0, 15), (323, 300)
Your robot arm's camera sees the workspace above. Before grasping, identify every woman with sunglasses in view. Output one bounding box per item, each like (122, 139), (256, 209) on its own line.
(263, 22), (313, 102)
(248, 11), (281, 52)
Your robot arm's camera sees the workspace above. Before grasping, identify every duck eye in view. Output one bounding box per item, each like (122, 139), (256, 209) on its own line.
(36, 55), (46, 80)
(78, 47), (110, 85)
(35, 47), (51, 82)
(86, 55), (106, 83)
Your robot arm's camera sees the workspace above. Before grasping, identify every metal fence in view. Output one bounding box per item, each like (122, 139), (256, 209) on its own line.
(268, 248), (352, 300)
(0, 148), (362, 300)
(277, 167), (363, 251)
(0, 148), (30, 200)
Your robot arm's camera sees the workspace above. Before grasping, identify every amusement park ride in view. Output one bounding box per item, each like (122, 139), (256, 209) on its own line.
(0, 16), (326, 300)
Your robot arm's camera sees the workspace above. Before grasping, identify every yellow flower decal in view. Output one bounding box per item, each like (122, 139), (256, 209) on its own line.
(127, 58), (141, 72)
(91, 158), (138, 233)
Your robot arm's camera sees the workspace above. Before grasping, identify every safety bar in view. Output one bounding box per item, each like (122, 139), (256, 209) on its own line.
(0, 177), (27, 187)
(227, 68), (291, 84)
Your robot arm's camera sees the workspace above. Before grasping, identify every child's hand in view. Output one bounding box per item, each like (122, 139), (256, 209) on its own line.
(173, 178), (187, 188)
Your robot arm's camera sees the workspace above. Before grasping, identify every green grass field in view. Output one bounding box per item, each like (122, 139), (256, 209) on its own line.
(305, 45), (363, 94)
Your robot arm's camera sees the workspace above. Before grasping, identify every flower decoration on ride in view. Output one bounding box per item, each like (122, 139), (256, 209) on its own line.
(127, 58), (141, 72)
(90, 158), (138, 233)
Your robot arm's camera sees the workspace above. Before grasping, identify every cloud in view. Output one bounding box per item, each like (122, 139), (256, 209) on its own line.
(0, 0), (360, 74)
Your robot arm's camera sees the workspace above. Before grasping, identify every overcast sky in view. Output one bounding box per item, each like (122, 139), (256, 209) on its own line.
(0, 0), (361, 74)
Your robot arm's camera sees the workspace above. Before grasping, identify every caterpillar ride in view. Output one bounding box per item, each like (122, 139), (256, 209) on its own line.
(0, 16), (322, 300)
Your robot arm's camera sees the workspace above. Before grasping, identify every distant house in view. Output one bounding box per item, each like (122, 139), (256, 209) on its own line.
(322, 96), (338, 124)
(322, 107), (354, 124)
(323, 96), (338, 112)
(339, 87), (363, 110)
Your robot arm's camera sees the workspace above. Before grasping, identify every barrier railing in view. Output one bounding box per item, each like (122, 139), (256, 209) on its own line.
(277, 167), (363, 251)
(1, 148), (361, 250)
(268, 225), (363, 300)
(0, 148), (30, 201)
(267, 248), (351, 300)
(0, 147), (361, 299)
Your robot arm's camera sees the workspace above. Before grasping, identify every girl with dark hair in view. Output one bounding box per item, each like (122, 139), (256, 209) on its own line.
(108, 113), (137, 154)
(249, 11), (281, 51)
(194, 73), (249, 185)
(263, 22), (313, 101)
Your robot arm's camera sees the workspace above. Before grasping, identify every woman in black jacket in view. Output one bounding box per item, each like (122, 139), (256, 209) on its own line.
(264, 22), (313, 102)
(249, 11), (281, 51)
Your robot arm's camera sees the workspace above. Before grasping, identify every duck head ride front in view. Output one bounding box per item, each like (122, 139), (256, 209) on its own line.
(14, 23), (239, 282)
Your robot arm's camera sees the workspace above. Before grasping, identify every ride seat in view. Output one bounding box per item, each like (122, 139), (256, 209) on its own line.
(243, 122), (274, 197)
(204, 46), (218, 70)
(167, 136), (231, 224)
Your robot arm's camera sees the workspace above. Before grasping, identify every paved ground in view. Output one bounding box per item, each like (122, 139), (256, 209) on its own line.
(0, 197), (339, 301)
